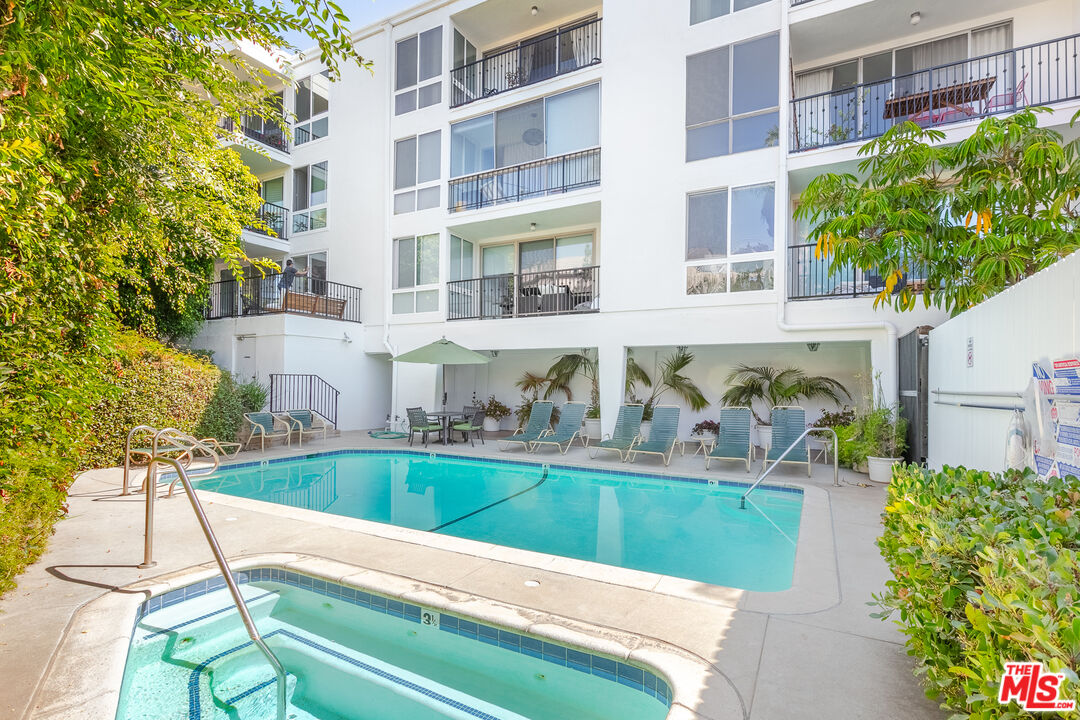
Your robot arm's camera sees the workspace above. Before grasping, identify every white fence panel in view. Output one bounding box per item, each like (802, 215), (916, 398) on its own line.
(928, 251), (1080, 471)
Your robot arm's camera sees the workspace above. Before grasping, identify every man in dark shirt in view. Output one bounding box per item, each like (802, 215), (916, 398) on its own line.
(277, 259), (307, 306)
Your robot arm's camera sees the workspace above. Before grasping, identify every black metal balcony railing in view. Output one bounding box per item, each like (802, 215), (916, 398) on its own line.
(791, 33), (1080, 152)
(205, 274), (362, 323)
(219, 116), (290, 154)
(448, 148), (600, 213)
(450, 17), (602, 108)
(246, 202), (289, 240)
(270, 373), (340, 427)
(787, 244), (928, 300)
(447, 265), (599, 320)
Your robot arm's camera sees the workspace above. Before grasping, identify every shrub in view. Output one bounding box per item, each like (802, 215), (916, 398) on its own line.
(875, 465), (1080, 718)
(691, 420), (719, 436)
(482, 395), (511, 422)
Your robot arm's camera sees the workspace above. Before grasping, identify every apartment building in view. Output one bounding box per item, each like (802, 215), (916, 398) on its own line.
(194, 0), (1080, 436)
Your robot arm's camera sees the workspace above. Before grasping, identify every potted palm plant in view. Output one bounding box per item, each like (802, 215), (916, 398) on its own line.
(846, 375), (907, 483)
(481, 395), (511, 432)
(545, 351), (601, 440)
(625, 348), (709, 440)
(721, 365), (850, 448)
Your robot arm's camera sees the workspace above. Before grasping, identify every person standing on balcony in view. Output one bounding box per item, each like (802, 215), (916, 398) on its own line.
(277, 258), (307, 308)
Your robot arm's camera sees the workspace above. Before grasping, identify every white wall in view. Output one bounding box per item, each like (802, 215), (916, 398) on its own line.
(928, 252), (1080, 471)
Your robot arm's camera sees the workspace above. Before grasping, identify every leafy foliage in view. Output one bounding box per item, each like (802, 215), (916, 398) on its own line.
(876, 465), (1080, 718)
(721, 364), (850, 426)
(691, 419), (719, 436)
(795, 110), (1080, 315)
(481, 395), (512, 422)
(0, 0), (365, 593)
(546, 351), (599, 416)
(626, 348), (709, 421)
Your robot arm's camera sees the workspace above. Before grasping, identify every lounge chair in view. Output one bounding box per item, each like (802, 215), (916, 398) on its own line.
(453, 408), (487, 446)
(531, 402), (587, 454)
(406, 407), (444, 447)
(762, 406), (811, 477)
(499, 401), (553, 452)
(280, 410), (331, 447)
(628, 405), (680, 465)
(243, 412), (292, 451)
(587, 404), (644, 462)
(705, 407), (753, 472)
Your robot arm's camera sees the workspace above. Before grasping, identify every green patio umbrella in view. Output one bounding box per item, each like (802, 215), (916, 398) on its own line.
(392, 337), (490, 409)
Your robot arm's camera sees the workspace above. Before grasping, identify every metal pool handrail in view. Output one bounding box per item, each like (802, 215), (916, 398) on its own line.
(740, 426), (839, 508)
(139, 453), (287, 720)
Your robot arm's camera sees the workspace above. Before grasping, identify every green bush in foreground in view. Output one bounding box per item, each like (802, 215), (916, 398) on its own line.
(876, 465), (1080, 719)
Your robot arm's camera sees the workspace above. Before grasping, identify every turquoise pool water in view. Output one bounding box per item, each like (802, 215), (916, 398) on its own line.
(117, 569), (670, 720)
(195, 451), (803, 591)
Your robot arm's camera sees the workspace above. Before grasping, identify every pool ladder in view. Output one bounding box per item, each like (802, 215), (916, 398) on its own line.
(132, 427), (287, 720)
(740, 427), (839, 508)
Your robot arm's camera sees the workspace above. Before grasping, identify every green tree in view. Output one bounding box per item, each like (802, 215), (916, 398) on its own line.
(795, 109), (1080, 314)
(721, 365), (850, 426)
(627, 348), (709, 420)
(0, 0), (367, 592)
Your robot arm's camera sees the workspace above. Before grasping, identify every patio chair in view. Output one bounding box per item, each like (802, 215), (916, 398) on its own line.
(453, 408), (487, 447)
(406, 406), (444, 447)
(762, 406), (811, 477)
(984, 74), (1027, 114)
(587, 404), (644, 462)
(628, 405), (681, 466)
(243, 412), (292, 451)
(280, 410), (331, 448)
(705, 407), (753, 472)
(499, 401), (553, 452)
(530, 402), (587, 454)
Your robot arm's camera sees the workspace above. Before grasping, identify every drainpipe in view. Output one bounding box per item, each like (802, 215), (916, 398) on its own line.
(775, 3), (897, 402)
(380, 20), (400, 428)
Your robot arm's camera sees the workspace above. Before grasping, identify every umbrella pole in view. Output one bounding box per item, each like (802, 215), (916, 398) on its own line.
(442, 364), (447, 410)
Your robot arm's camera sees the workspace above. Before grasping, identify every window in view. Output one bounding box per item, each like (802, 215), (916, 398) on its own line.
(394, 131), (441, 214)
(686, 34), (779, 161)
(396, 28), (442, 115)
(292, 162), (328, 233)
(449, 235), (474, 281)
(393, 234), (440, 313)
(690, 0), (770, 25)
(450, 84), (600, 178)
(686, 183), (774, 294)
(284, 251), (328, 294)
(294, 72), (330, 144)
(258, 177), (286, 236)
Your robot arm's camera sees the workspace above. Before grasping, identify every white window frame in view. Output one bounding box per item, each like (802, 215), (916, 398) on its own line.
(394, 131), (441, 215)
(395, 27), (443, 116)
(293, 71), (330, 145)
(685, 183), (775, 295)
(392, 234), (441, 314)
(292, 161), (329, 235)
(686, 33), (780, 161)
(690, 0), (770, 26)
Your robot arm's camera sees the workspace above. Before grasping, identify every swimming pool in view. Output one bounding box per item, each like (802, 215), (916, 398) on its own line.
(194, 451), (803, 592)
(117, 568), (671, 720)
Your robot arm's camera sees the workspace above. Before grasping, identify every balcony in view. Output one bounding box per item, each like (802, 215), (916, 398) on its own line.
(447, 265), (599, 320)
(449, 18), (602, 109)
(218, 116), (289, 154)
(791, 33), (1080, 152)
(787, 244), (926, 300)
(205, 274), (362, 323)
(245, 202), (289, 240)
(448, 148), (601, 213)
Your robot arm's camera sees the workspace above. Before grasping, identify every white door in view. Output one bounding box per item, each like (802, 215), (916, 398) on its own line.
(236, 337), (257, 382)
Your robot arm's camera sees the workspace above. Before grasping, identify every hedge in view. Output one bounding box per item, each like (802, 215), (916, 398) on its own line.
(0, 332), (263, 594)
(876, 465), (1080, 719)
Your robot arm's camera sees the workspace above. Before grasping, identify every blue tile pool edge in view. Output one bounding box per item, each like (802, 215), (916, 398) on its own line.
(135, 566), (674, 710)
(180, 447), (804, 497)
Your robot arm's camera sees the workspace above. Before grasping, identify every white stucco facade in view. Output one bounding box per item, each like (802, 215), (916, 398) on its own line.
(193, 0), (1080, 432)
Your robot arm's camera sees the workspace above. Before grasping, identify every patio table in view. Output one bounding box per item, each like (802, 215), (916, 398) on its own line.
(427, 411), (459, 446)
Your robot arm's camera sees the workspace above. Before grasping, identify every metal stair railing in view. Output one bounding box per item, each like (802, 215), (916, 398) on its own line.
(740, 426), (839, 508)
(135, 431), (287, 720)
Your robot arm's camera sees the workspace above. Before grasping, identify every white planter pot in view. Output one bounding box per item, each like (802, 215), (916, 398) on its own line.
(867, 456), (902, 484)
(584, 418), (602, 439)
(753, 424), (771, 448)
(482, 417), (502, 432)
(639, 420), (652, 441)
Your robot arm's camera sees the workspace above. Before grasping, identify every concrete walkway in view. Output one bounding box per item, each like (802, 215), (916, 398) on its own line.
(0, 431), (943, 720)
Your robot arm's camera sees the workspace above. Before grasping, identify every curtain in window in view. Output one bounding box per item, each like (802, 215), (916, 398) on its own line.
(793, 68), (833, 149)
(972, 24), (1015, 106)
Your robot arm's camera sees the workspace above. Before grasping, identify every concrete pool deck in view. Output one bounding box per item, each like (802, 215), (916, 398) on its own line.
(1, 431), (944, 720)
